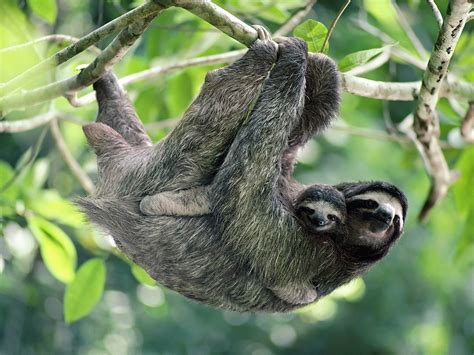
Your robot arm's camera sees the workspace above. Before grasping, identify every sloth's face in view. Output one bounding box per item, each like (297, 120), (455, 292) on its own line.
(294, 185), (346, 236)
(345, 191), (405, 248)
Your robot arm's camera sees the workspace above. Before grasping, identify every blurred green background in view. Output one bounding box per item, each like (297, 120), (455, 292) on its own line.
(0, 0), (473, 354)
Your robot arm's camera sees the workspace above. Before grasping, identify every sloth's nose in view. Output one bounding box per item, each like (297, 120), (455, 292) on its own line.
(310, 212), (329, 227)
(376, 205), (395, 225)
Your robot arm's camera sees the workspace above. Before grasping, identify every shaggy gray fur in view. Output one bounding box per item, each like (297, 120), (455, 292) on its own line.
(79, 37), (407, 312)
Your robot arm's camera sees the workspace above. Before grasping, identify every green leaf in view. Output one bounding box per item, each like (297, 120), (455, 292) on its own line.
(0, 161), (19, 203)
(131, 263), (156, 286)
(64, 258), (106, 323)
(338, 45), (393, 72)
(293, 20), (328, 53)
(27, 0), (57, 24)
(31, 158), (49, 190)
(27, 216), (77, 283)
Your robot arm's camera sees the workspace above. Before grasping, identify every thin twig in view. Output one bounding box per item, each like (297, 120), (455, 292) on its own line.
(0, 111), (56, 133)
(321, 0), (351, 53)
(273, 0), (317, 37)
(468, 12), (474, 21)
(413, 0), (472, 222)
(0, 35), (101, 55)
(448, 96), (466, 116)
(49, 118), (95, 194)
(0, 12), (164, 113)
(393, 1), (427, 58)
(353, 17), (427, 69)
(344, 50), (391, 76)
(330, 123), (411, 143)
(460, 101), (474, 143)
(426, 0), (444, 28)
(167, 0), (258, 46)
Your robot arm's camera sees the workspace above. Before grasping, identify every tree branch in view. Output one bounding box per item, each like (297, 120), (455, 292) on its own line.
(0, 1), (164, 97)
(0, 111), (56, 133)
(0, 12), (164, 113)
(49, 118), (95, 194)
(164, 0), (258, 46)
(344, 50), (391, 76)
(3, 0), (473, 114)
(340, 74), (472, 101)
(0, 35), (101, 55)
(413, 0), (472, 222)
(352, 17), (427, 69)
(393, 1), (427, 59)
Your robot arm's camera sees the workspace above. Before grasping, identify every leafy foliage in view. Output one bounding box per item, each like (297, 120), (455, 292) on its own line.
(64, 258), (106, 323)
(293, 19), (329, 53)
(338, 45), (393, 72)
(27, 215), (77, 283)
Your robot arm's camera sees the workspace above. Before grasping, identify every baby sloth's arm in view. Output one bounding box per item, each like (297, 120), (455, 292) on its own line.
(140, 186), (211, 216)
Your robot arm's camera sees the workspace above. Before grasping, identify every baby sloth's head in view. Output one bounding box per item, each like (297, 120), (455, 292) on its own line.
(294, 185), (346, 237)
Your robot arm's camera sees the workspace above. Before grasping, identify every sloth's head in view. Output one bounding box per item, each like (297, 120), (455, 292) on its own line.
(294, 185), (346, 237)
(336, 181), (408, 263)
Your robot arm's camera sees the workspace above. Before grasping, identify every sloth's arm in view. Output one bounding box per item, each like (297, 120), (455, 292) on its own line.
(140, 186), (211, 216)
(149, 34), (278, 190)
(212, 37), (308, 229)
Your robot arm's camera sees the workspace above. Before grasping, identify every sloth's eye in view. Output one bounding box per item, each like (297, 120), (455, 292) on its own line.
(393, 215), (401, 226)
(327, 214), (340, 223)
(362, 199), (378, 209)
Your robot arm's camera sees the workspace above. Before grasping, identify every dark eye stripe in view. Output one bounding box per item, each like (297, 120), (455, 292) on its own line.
(348, 199), (379, 210)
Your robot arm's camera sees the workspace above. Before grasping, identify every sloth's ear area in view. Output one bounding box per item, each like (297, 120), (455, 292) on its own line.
(83, 122), (129, 156)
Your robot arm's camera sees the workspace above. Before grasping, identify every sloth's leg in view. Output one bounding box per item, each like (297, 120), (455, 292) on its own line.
(150, 33), (278, 188)
(212, 37), (307, 236)
(281, 53), (340, 177)
(92, 72), (152, 147)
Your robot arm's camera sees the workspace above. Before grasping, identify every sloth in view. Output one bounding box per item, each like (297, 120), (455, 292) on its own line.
(79, 34), (407, 312)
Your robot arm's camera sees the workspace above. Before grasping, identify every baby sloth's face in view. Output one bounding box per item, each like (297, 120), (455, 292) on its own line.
(294, 185), (346, 236)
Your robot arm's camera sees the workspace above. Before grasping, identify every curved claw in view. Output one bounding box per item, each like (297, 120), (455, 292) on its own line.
(252, 25), (271, 41)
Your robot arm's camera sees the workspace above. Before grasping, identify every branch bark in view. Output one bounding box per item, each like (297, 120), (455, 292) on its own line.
(0, 111), (56, 133)
(164, 0), (258, 45)
(412, 0), (473, 222)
